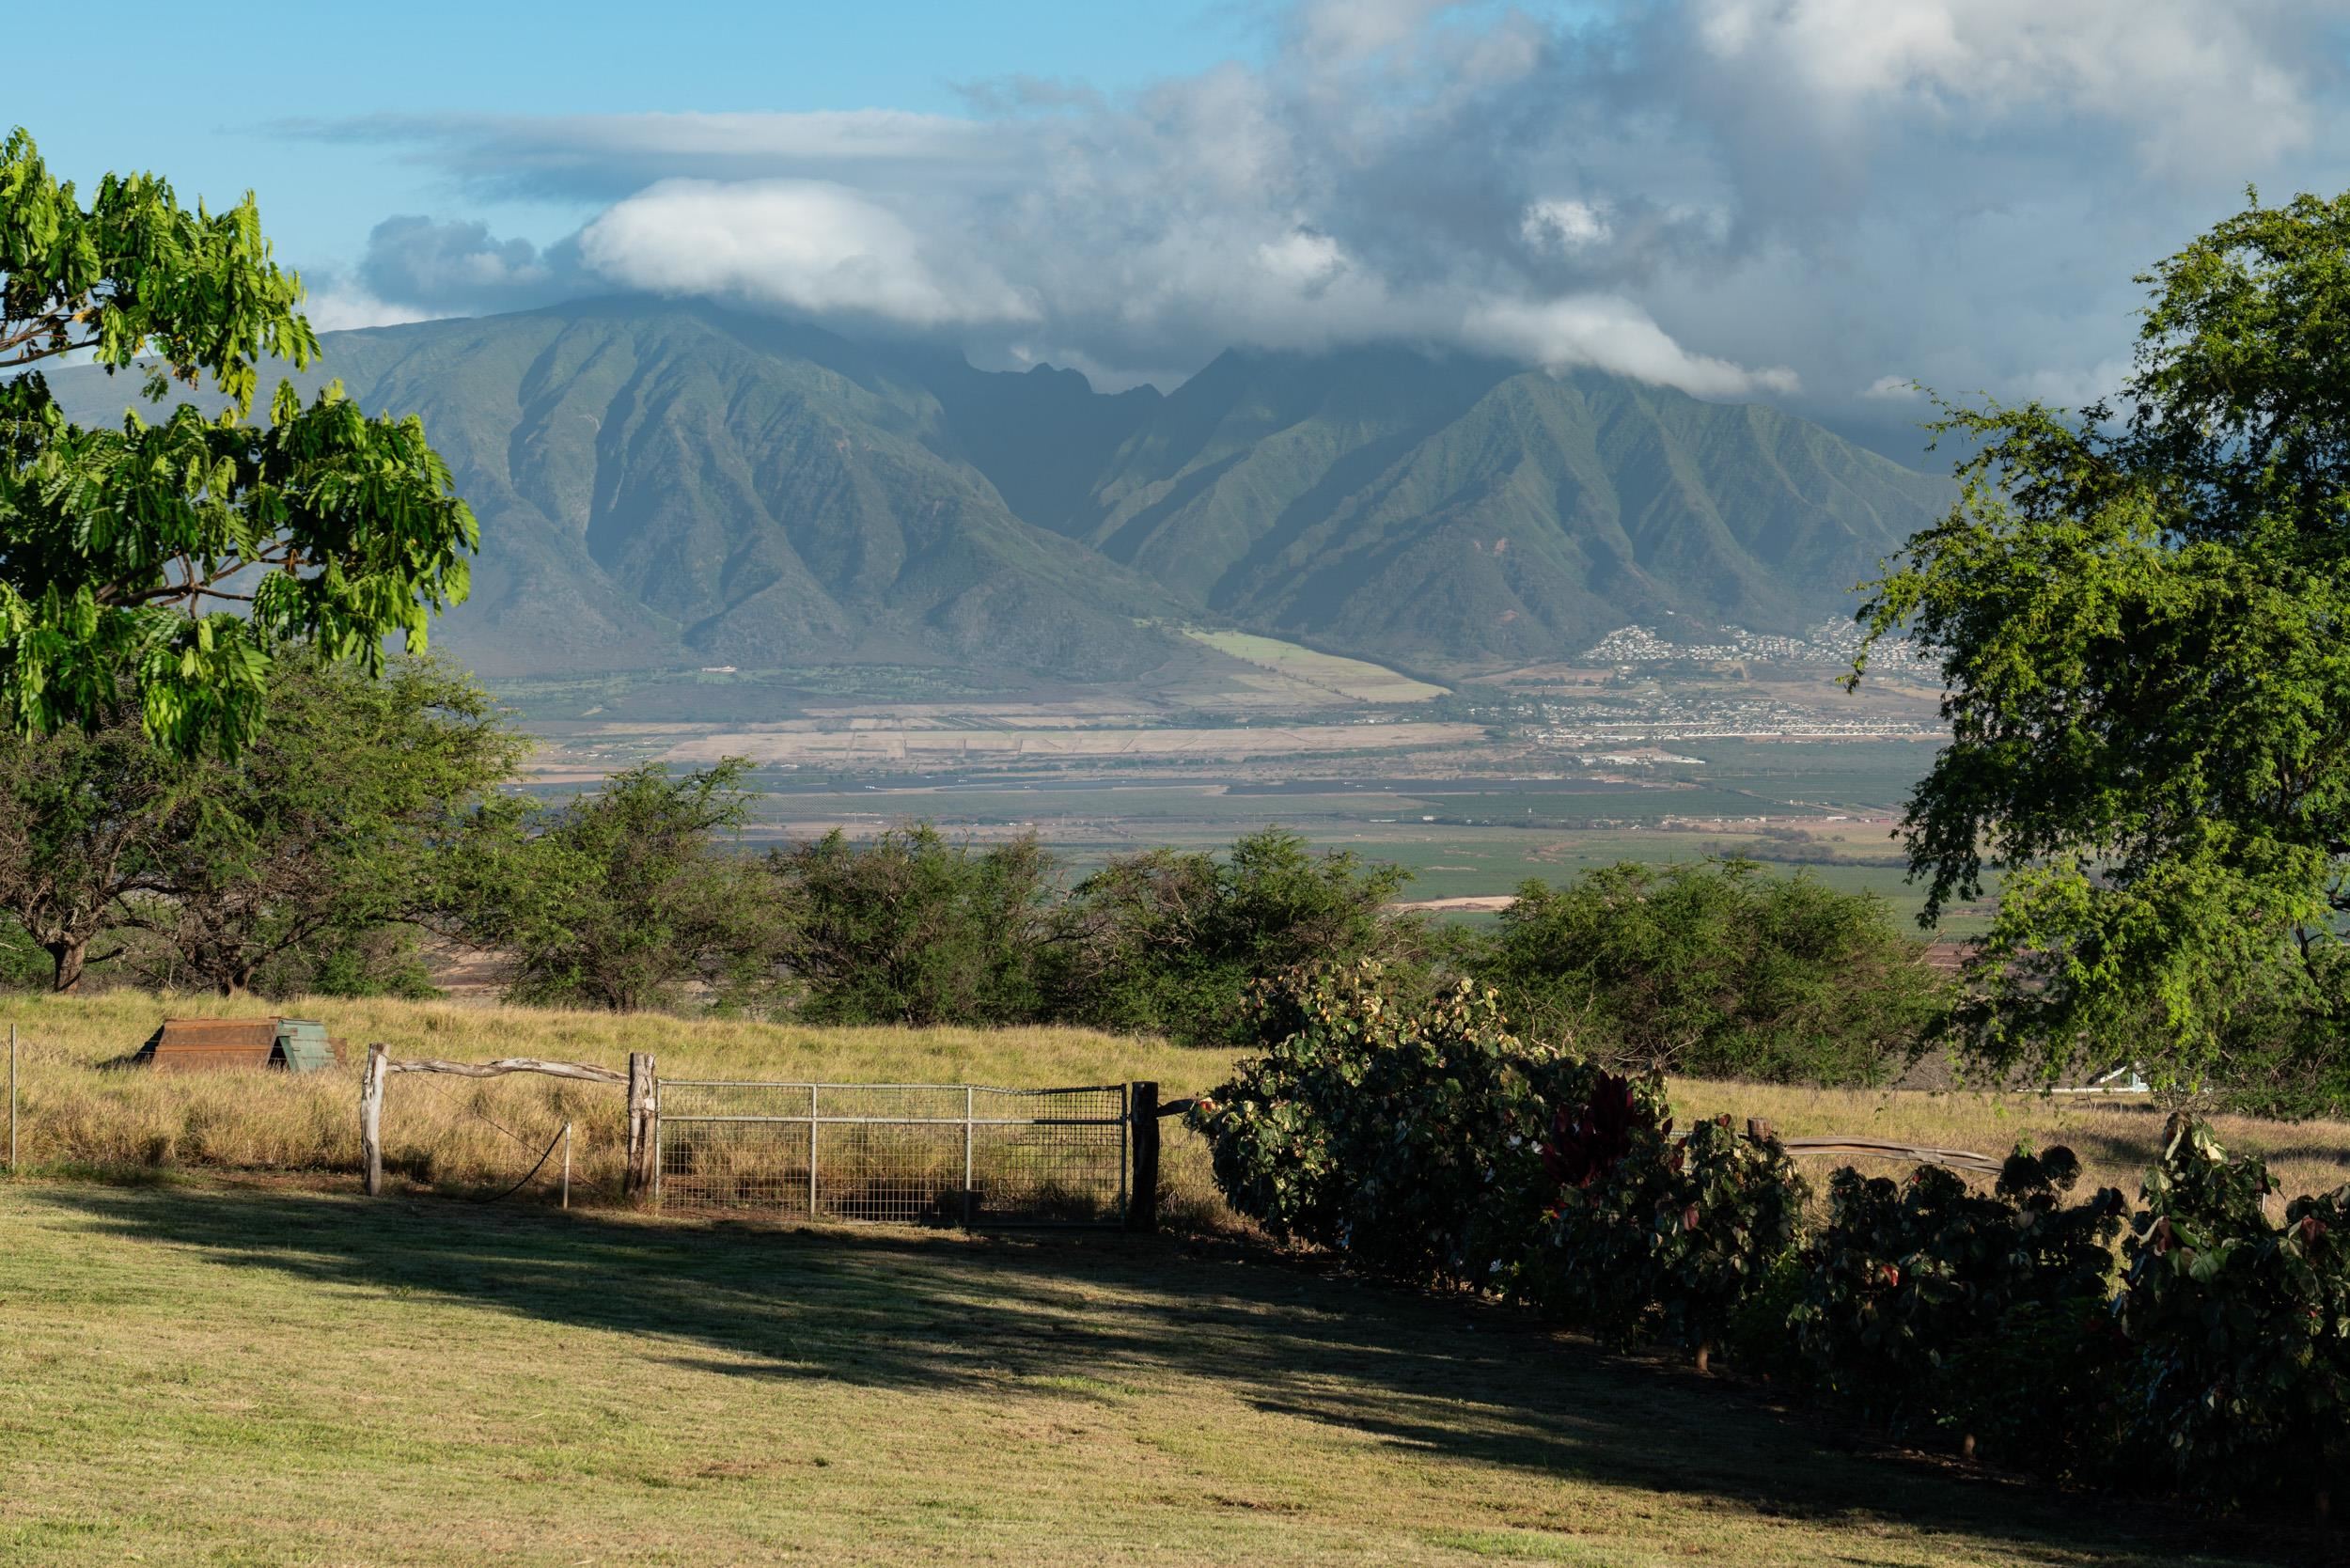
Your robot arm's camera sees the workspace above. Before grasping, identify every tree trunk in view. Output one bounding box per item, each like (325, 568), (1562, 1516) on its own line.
(48, 938), (87, 995)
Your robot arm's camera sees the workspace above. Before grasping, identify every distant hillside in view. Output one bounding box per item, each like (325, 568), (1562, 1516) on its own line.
(43, 299), (1951, 681)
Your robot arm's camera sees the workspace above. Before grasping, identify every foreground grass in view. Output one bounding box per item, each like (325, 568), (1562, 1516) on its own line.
(0, 1179), (2312, 1567)
(8, 990), (2349, 1210)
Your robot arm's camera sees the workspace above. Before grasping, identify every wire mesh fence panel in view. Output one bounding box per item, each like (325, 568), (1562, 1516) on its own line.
(972, 1086), (1127, 1226)
(655, 1081), (1131, 1227)
(654, 1081), (816, 1214)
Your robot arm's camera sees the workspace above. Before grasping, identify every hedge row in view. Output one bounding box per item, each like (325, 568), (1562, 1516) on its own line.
(1191, 964), (2350, 1516)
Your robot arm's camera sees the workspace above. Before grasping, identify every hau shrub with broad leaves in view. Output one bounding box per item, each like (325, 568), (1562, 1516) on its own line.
(2115, 1116), (2350, 1510)
(1788, 1148), (2127, 1472)
(1525, 1074), (1806, 1356)
(1191, 963), (2350, 1515)
(1191, 962), (1591, 1285)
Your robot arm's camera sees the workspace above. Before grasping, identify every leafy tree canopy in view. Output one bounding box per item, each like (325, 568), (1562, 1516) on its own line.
(1857, 190), (2350, 1103)
(126, 652), (525, 996)
(1477, 858), (1944, 1084)
(456, 759), (787, 1012)
(1049, 827), (1422, 1046)
(0, 127), (476, 757)
(773, 824), (1057, 1027)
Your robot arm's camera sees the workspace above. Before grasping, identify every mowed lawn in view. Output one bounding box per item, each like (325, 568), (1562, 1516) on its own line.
(0, 1179), (2311, 1568)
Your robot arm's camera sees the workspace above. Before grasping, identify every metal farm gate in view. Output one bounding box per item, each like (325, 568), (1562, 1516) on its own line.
(653, 1080), (1152, 1229)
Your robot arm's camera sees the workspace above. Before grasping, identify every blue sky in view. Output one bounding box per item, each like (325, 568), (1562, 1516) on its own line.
(19, 2), (1249, 259)
(16, 2), (2350, 458)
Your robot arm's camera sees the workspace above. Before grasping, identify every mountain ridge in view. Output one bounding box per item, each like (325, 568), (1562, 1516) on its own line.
(40, 297), (1951, 683)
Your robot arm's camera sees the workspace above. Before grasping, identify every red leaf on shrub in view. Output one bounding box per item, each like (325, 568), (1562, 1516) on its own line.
(1683, 1203), (1701, 1232)
(1541, 1073), (1660, 1190)
(1879, 1263), (1901, 1289)
(2149, 1216), (2175, 1255)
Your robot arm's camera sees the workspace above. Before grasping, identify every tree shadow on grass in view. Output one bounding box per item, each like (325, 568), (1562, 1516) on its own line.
(25, 1182), (2326, 1567)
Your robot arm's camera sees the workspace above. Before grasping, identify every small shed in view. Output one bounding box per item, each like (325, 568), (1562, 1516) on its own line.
(135, 1017), (348, 1074)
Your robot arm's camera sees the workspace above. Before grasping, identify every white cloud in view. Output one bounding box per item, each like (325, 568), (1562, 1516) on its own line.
(1256, 230), (1349, 289)
(301, 286), (435, 333)
(2013, 355), (2132, 409)
(1466, 296), (1799, 397)
(577, 179), (1035, 328)
(1861, 375), (1920, 400)
(310, 0), (2350, 429)
(1689, 0), (2315, 175)
(1292, 0), (1473, 67)
(1522, 199), (1612, 252)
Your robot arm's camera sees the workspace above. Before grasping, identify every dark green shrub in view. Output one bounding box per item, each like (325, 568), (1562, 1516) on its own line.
(1525, 1074), (1806, 1356)
(456, 759), (789, 1012)
(1053, 829), (1423, 1047)
(1476, 858), (1947, 1084)
(774, 825), (1057, 1027)
(1788, 1149), (2125, 1464)
(2115, 1117), (2350, 1510)
(1191, 963), (1586, 1284)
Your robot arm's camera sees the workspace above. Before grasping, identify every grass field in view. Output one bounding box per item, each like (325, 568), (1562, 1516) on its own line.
(9, 991), (2348, 1209)
(1180, 629), (1449, 703)
(0, 1179), (2318, 1567)
(3, 993), (2345, 1563)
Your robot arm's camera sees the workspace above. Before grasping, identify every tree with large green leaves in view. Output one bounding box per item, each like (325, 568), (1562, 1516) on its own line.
(0, 127), (476, 758)
(1856, 190), (2350, 1108)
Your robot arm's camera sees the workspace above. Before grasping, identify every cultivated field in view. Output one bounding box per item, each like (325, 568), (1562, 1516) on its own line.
(1180, 629), (1449, 703)
(660, 720), (1486, 766)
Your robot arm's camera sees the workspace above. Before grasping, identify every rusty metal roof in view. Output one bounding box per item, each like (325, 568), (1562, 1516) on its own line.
(143, 1018), (278, 1054)
(136, 1017), (345, 1073)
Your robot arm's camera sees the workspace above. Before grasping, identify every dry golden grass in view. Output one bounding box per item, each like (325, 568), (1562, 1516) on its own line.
(0, 990), (1236, 1218)
(7, 990), (2347, 1219)
(1671, 1078), (2350, 1200)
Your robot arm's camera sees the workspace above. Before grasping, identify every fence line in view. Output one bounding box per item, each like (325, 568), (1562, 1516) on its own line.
(359, 1044), (649, 1200)
(655, 1079), (1138, 1228)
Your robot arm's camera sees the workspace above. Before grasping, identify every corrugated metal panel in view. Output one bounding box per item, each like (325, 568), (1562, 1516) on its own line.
(274, 1019), (338, 1074)
(139, 1017), (279, 1072)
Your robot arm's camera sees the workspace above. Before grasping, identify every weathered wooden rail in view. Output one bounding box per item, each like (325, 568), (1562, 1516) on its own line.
(358, 1044), (658, 1199)
(1160, 1099), (2006, 1179)
(1775, 1137), (2003, 1176)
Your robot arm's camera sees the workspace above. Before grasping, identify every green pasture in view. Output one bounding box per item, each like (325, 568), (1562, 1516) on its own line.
(0, 1180), (2292, 1567)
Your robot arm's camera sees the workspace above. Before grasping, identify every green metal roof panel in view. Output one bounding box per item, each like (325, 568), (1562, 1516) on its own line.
(274, 1019), (337, 1074)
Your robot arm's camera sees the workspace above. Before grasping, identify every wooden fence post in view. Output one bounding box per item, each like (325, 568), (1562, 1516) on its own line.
(624, 1052), (658, 1204)
(1126, 1081), (1160, 1234)
(360, 1043), (387, 1197)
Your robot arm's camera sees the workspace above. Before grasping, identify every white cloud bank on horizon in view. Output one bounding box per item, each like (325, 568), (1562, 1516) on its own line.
(296, 0), (2350, 421)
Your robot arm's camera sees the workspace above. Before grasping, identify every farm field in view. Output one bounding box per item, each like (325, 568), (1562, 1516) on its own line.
(1179, 628), (1450, 703)
(0, 1182), (2309, 1567)
(659, 719), (1487, 766)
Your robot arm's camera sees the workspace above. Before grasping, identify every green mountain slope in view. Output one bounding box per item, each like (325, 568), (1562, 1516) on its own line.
(41, 300), (1949, 680)
(989, 347), (1950, 668)
(43, 301), (1188, 681)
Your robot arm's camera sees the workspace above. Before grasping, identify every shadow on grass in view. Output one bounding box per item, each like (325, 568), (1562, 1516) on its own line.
(24, 1182), (2323, 1568)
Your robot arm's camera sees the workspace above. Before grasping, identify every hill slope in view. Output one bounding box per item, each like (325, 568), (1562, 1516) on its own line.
(44, 300), (1950, 679)
(1001, 346), (1948, 668)
(46, 302), (1188, 681)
